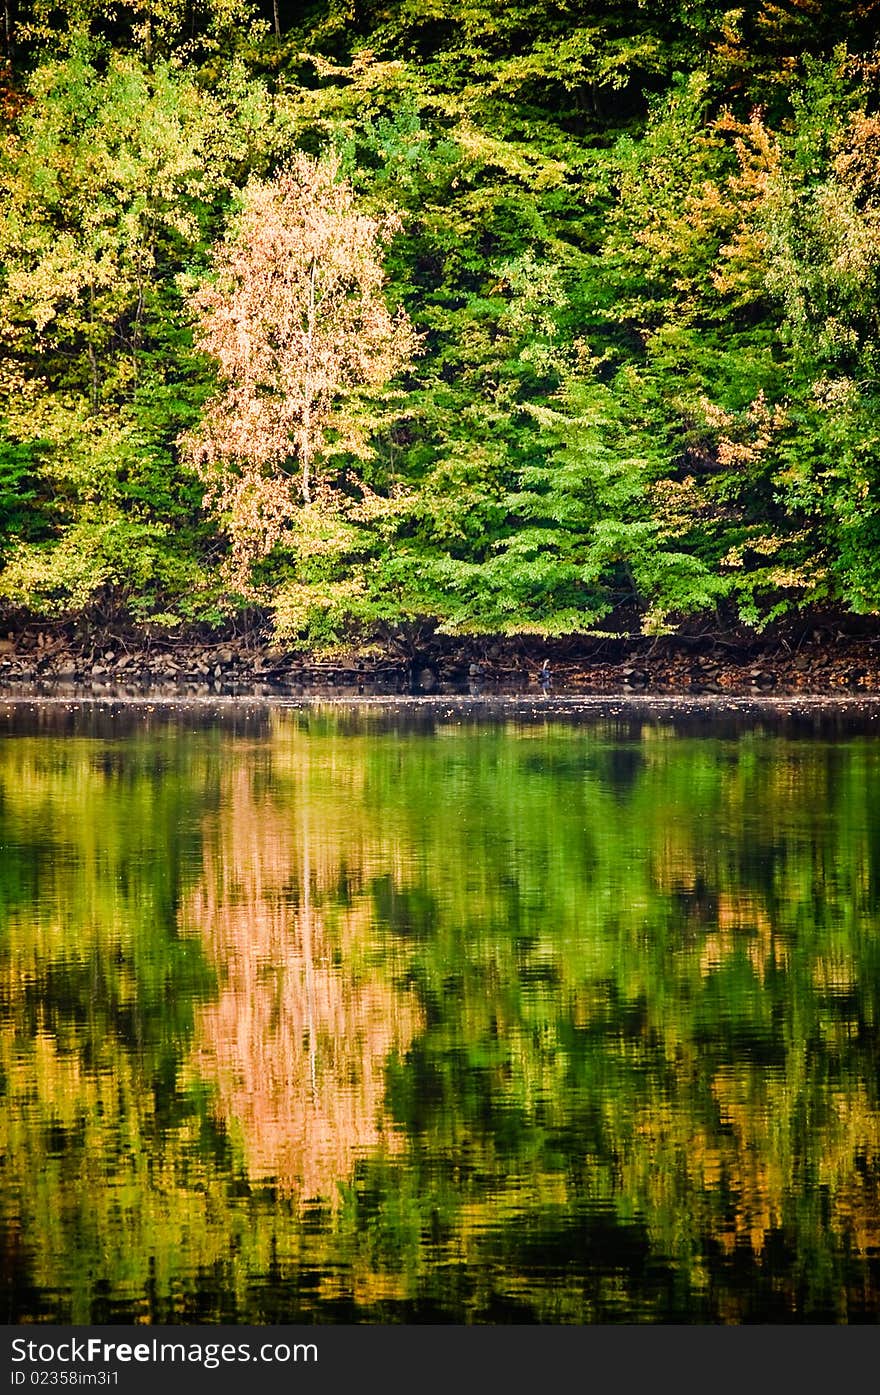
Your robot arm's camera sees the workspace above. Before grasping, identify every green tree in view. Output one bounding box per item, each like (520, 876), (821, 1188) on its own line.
(0, 48), (289, 621)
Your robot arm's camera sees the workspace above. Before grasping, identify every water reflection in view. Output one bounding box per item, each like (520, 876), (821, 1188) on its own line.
(186, 752), (421, 1199)
(0, 705), (879, 1321)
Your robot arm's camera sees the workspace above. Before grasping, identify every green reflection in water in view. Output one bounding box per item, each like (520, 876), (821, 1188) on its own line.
(1, 705), (880, 1322)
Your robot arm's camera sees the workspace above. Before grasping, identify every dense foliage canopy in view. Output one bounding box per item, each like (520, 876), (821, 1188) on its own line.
(1, 0), (879, 646)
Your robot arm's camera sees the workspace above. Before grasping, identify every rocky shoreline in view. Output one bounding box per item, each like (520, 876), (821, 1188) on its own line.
(1, 619), (880, 697)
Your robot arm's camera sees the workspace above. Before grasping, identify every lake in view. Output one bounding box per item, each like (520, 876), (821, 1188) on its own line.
(2, 697), (880, 1323)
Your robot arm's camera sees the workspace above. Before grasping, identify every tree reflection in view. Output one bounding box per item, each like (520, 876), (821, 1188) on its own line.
(185, 754), (422, 1199)
(1, 712), (880, 1320)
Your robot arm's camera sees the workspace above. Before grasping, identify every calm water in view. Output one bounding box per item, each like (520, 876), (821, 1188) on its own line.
(2, 699), (880, 1324)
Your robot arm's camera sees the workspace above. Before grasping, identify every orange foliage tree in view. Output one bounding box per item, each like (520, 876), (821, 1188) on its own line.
(183, 152), (417, 582)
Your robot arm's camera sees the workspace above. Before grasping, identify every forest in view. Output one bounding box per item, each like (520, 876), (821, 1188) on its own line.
(2, 0), (880, 652)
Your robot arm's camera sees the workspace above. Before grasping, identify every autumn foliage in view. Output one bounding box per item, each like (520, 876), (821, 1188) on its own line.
(183, 154), (417, 584)
(1, 3), (880, 639)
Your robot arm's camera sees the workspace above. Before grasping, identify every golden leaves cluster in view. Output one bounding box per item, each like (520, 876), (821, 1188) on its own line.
(183, 153), (418, 587)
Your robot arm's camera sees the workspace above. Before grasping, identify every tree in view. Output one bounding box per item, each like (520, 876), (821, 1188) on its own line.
(183, 154), (418, 584)
(0, 49), (285, 622)
(9, 0), (257, 62)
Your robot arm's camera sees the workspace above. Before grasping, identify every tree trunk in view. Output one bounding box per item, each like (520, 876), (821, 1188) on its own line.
(88, 283), (100, 411)
(301, 258), (317, 504)
(131, 235), (150, 387)
(272, 0), (280, 42)
(300, 415), (312, 504)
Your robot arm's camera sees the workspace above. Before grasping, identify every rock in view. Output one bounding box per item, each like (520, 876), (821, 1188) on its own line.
(621, 667), (648, 689)
(417, 667), (437, 692)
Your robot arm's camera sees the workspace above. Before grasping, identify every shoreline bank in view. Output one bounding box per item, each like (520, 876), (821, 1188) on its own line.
(3, 616), (880, 699)
(0, 633), (875, 697)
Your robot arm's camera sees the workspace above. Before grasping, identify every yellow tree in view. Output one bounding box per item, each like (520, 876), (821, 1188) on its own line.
(184, 153), (417, 582)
